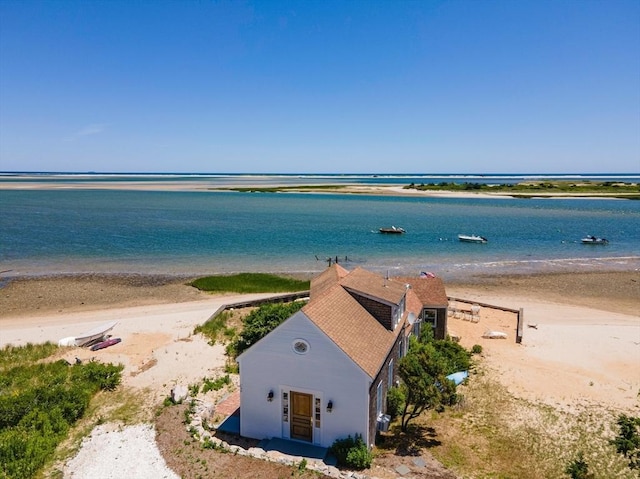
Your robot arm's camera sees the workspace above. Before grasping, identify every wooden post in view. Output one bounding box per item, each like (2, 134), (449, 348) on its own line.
(516, 308), (524, 344)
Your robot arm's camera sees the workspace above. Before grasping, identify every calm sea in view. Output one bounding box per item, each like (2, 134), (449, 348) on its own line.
(1, 174), (639, 280)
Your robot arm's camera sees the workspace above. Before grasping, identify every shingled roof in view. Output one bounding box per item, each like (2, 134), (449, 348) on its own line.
(339, 267), (408, 305)
(302, 266), (420, 379)
(310, 263), (349, 299)
(303, 285), (398, 379)
(394, 276), (448, 307)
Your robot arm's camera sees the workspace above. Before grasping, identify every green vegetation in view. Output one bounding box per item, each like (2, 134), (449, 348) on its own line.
(194, 310), (237, 345)
(330, 434), (372, 470)
(229, 301), (306, 357)
(610, 414), (640, 470)
(386, 386), (405, 420)
(202, 374), (231, 394)
(397, 331), (471, 432)
(427, 372), (636, 479)
(471, 344), (483, 354)
(190, 273), (310, 294)
(566, 452), (593, 479)
(404, 180), (640, 199)
(0, 343), (123, 479)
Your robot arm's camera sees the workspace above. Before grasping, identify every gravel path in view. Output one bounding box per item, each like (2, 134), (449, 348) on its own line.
(63, 424), (178, 479)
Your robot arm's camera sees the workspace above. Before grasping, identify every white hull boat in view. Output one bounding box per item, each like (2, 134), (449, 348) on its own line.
(482, 330), (507, 339)
(581, 235), (608, 245)
(458, 234), (488, 244)
(59, 321), (118, 347)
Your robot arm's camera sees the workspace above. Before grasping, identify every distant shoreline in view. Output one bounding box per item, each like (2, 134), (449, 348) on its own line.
(1, 178), (638, 199)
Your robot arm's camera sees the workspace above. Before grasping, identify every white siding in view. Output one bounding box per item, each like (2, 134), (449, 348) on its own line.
(238, 311), (372, 448)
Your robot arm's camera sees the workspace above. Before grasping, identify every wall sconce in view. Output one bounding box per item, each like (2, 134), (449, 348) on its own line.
(267, 390), (274, 402)
(326, 400), (333, 413)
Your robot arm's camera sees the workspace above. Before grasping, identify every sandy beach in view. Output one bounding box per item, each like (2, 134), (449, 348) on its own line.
(2, 270), (638, 410)
(1, 270), (639, 477)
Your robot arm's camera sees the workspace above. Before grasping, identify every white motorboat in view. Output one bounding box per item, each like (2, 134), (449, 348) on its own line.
(581, 235), (608, 245)
(458, 234), (488, 244)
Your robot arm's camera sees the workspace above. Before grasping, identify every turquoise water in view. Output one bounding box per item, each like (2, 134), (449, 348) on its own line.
(1, 188), (639, 280)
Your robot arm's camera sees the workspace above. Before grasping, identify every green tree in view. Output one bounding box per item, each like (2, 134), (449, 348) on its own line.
(232, 301), (305, 356)
(610, 414), (640, 470)
(397, 338), (457, 432)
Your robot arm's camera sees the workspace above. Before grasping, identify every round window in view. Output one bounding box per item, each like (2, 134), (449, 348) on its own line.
(292, 339), (309, 354)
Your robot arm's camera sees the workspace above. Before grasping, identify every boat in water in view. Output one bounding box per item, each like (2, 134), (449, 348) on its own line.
(581, 235), (609, 245)
(379, 226), (405, 234)
(458, 234), (488, 244)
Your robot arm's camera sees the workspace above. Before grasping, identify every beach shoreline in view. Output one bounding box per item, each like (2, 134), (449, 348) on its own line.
(1, 177), (638, 200)
(2, 269), (638, 319)
(3, 267), (638, 478)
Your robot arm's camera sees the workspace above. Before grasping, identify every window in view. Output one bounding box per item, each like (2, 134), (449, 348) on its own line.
(423, 309), (437, 329)
(376, 381), (383, 417)
(282, 392), (289, 422)
(388, 359), (394, 389)
(392, 295), (407, 330)
(314, 397), (321, 428)
(292, 339), (310, 354)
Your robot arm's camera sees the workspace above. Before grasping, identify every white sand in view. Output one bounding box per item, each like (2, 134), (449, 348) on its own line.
(446, 288), (640, 412)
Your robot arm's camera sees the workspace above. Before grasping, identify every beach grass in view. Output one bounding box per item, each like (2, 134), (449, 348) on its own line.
(190, 273), (310, 294)
(424, 369), (635, 479)
(0, 343), (125, 479)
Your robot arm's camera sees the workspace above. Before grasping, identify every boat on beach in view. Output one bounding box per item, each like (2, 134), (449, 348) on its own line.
(482, 330), (507, 339)
(90, 337), (122, 351)
(73, 321), (118, 347)
(458, 234), (488, 244)
(379, 226), (405, 234)
(581, 235), (608, 245)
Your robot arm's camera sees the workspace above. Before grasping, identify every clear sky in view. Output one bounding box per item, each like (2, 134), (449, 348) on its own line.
(1, 1), (639, 174)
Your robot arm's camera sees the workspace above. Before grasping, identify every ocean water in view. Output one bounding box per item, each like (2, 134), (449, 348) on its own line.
(1, 183), (639, 280)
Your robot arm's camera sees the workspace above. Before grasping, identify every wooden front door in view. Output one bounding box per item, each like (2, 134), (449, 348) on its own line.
(290, 391), (313, 442)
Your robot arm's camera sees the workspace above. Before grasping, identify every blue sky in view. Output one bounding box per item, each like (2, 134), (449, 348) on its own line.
(1, 1), (638, 174)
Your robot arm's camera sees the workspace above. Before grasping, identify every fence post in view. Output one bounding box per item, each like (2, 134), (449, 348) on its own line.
(516, 308), (524, 343)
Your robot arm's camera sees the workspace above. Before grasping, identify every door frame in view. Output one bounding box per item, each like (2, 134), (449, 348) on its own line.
(281, 387), (322, 445)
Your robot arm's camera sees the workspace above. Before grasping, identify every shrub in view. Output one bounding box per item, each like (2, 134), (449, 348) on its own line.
(231, 301), (305, 357)
(565, 452), (593, 479)
(471, 344), (483, 354)
(0, 346), (123, 479)
(202, 375), (231, 393)
(330, 434), (372, 470)
(386, 386), (405, 420)
(610, 414), (640, 470)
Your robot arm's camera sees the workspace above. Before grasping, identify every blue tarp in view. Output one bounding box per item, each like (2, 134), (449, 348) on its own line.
(446, 370), (469, 385)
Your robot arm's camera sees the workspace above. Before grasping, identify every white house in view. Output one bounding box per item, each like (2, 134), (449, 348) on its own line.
(237, 264), (425, 448)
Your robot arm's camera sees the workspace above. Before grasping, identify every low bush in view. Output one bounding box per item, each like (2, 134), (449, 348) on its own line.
(330, 434), (372, 470)
(386, 386), (405, 420)
(0, 344), (124, 479)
